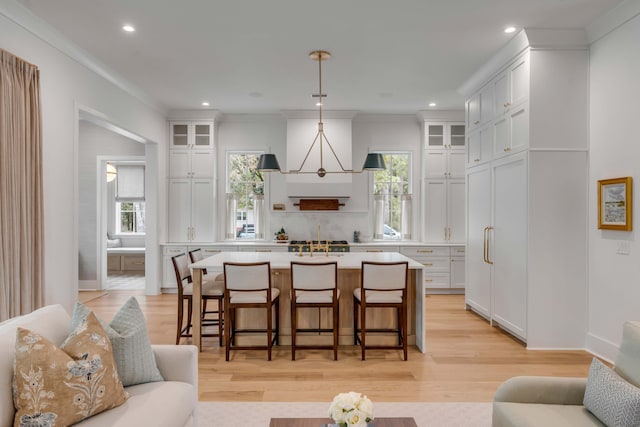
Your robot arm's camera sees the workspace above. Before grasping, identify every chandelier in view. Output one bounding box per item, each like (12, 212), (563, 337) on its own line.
(257, 50), (385, 178)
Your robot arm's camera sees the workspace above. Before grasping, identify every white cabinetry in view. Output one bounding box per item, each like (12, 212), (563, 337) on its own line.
(400, 246), (464, 293)
(238, 245), (288, 253)
(466, 83), (494, 132)
(424, 123), (466, 179)
(168, 120), (215, 242)
(168, 178), (214, 243)
(462, 30), (588, 347)
(423, 122), (465, 244)
(467, 123), (493, 166)
(423, 179), (464, 243)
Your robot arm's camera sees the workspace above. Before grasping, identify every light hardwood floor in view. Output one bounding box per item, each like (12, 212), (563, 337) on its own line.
(83, 291), (595, 402)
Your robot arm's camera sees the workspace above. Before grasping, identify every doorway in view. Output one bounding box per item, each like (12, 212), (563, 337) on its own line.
(77, 106), (160, 295)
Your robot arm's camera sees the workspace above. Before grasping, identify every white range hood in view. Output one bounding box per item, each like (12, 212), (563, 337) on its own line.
(285, 117), (353, 198)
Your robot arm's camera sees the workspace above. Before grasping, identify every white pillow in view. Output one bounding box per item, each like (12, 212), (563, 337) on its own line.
(584, 358), (640, 427)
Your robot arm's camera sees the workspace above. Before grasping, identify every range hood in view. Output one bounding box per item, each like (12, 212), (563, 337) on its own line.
(285, 117), (353, 198)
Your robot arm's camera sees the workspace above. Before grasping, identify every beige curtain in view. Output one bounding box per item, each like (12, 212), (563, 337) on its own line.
(0, 49), (44, 321)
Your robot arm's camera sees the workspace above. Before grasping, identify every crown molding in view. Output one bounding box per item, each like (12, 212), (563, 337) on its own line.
(457, 28), (587, 98)
(586, 0), (640, 44)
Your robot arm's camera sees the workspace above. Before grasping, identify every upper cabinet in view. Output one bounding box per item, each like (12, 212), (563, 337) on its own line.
(169, 121), (214, 178)
(466, 83), (493, 132)
(424, 122), (466, 179)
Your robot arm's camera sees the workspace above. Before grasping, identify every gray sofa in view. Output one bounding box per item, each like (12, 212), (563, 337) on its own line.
(0, 304), (198, 427)
(492, 321), (640, 426)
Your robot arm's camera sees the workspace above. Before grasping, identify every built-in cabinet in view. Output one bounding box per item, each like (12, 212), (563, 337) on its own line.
(168, 120), (215, 243)
(423, 122), (465, 244)
(400, 246), (464, 293)
(462, 30), (589, 347)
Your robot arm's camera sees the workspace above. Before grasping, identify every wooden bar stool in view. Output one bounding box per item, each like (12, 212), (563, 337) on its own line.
(223, 261), (280, 361)
(189, 248), (224, 329)
(171, 253), (224, 346)
(290, 261), (339, 361)
(353, 261), (408, 361)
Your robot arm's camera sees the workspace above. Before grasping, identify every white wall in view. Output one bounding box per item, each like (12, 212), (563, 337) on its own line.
(0, 2), (167, 311)
(216, 113), (422, 242)
(587, 5), (640, 360)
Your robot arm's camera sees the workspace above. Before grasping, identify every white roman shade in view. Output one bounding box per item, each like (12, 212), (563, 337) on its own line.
(116, 165), (145, 201)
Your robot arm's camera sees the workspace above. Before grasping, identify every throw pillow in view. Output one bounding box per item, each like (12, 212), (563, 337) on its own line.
(584, 358), (640, 427)
(71, 297), (163, 386)
(13, 312), (128, 427)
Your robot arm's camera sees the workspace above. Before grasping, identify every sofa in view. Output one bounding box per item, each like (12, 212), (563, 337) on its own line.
(0, 304), (198, 427)
(492, 321), (640, 426)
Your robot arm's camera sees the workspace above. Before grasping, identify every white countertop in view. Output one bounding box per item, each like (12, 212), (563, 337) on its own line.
(190, 251), (424, 270)
(164, 240), (463, 247)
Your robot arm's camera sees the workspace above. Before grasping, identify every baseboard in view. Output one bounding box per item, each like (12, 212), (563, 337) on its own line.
(79, 280), (98, 291)
(586, 332), (618, 364)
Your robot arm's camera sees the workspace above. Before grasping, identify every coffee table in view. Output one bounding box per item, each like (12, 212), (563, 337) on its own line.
(269, 417), (417, 427)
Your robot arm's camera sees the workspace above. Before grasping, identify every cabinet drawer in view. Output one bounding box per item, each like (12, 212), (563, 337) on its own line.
(400, 246), (449, 257)
(238, 246), (288, 252)
(163, 246), (188, 256)
(450, 247), (465, 256)
(416, 258), (450, 272)
(423, 272), (450, 289)
(352, 246), (400, 253)
(122, 255), (145, 271)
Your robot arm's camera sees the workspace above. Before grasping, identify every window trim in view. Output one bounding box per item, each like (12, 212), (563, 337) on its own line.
(115, 201), (146, 235)
(372, 151), (412, 241)
(226, 150), (265, 241)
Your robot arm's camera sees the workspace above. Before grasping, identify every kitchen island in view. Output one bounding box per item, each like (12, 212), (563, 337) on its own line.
(190, 251), (425, 353)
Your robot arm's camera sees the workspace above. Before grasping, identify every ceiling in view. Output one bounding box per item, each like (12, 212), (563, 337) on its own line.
(17, 0), (620, 114)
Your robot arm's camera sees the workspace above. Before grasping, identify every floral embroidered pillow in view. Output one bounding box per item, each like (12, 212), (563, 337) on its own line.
(12, 311), (128, 427)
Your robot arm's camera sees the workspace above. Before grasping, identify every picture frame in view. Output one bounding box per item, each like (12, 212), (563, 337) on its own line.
(598, 177), (633, 231)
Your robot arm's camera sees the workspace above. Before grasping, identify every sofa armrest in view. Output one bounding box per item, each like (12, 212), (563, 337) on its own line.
(494, 376), (587, 405)
(152, 344), (198, 388)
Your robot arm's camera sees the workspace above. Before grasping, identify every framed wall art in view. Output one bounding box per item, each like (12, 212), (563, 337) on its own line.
(598, 176), (632, 231)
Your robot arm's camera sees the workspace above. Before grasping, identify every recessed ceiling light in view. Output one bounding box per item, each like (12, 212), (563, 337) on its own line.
(316, 102), (322, 107)
(504, 26), (516, 34)
(201, 101), (210, 107)
(429, 102), (437, 107)
(122, 25), (135, 32)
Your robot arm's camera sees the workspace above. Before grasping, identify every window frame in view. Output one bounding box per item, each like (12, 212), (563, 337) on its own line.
(115, 201), (146, 235)
(372, 151), (412, 240)
(226, 150), (265, 240)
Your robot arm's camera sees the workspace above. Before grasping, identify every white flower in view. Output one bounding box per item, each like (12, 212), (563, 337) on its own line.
(328, 392), (373, 427)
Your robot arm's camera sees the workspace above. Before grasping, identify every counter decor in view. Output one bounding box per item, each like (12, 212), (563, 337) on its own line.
(328, 391), (374, 427)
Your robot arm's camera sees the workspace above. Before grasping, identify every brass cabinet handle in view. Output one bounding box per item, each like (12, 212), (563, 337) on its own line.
(474, 158), (480, 162)
(424, 279), (433, 282)
(474, 120), (480, 125)
(133, 261), (144, 265)
(256, 249), (272, 252)
(423, 263), (433, 266)
(417, 249), (433, 253)
(366, 249), (383, 253)
(483, 226), (494, 265)
(503, 147), (511, 152)
(456, 249), (465, 253)
(504, 102), (511, 108)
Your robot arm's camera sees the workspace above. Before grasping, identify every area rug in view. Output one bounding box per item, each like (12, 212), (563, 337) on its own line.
(198, 401), (492, 427)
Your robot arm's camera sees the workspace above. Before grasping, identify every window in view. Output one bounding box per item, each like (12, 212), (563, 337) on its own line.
(227, 152), (264, 239)
(373, 152), (411, 240)
(116, 202), (145, 234)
